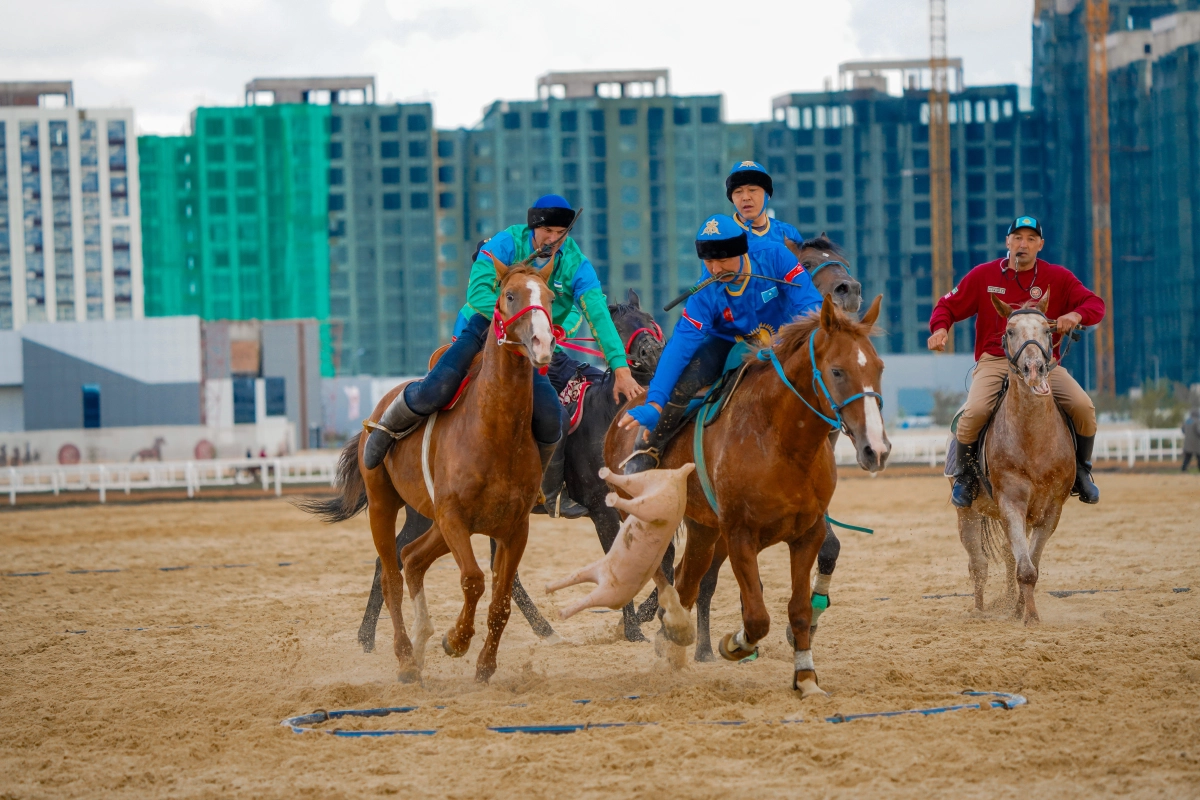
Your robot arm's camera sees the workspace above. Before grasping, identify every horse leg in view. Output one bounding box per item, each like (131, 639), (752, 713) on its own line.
(359, 509), (433, 652)
(787, 518), (829, 697)
(476, 523), (529, 683)
(956, 507), (988, 612)
(998, 493), (1039, 626)
(718, 528), (769, 661)
(694, 537), (726, 662)
(674, 518), (720, 610)
(366, 488), (418, 682)
(398, 523), (450, 670)
(489, 537), (558, 641)
(1027, 503), (1063, 613)
(810, 520), (839, 640)
(435, 508), (486, 657)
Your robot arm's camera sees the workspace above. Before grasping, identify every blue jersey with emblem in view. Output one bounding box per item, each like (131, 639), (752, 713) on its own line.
(735, 214), (805, 254)
(646, 243), (823, 409)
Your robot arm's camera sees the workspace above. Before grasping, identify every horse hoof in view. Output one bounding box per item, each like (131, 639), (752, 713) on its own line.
(793, 677), (827, 698)
(397, 666), (421, 684)
(718, 632), (756, 662)
(661, 618), (695, 647)
(624, 626), (648, 644)
(359, 637), (375, 654)
(694, 645), (716, 663)
(442, 632), (467, 658)
(1024, 615), (1040, 628)
(540, 632), (568, 646)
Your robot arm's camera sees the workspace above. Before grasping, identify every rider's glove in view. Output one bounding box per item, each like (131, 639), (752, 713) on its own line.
(627, 403), (661, 431)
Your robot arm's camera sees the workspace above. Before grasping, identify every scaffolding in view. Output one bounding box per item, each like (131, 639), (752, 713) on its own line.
(929, 0), (954, 351)
(1086, 0), (1116, 394)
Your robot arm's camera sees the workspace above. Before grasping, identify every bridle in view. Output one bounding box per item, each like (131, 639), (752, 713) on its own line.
(1001, 307), (1065, 374)
(492, 299), (554, 374)
(805, 259), (850, 281)
(755, 330), (883, 436)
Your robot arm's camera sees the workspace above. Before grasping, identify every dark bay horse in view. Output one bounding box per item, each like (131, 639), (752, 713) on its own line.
(691, 233), (864, 660)
(955, 294), (1076, 626)
(301, 259), (556, 683)
(355, 291), (667, 651)
(605, 295), (890, 695)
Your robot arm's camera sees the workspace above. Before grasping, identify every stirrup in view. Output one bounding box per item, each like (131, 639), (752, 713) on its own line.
(362, 418), (421, 440)
(618, 446), (660, 471)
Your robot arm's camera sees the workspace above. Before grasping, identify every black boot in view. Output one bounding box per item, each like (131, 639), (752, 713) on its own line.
(951, 439), (981, 508)
(1072, 434), (1100, 504)
(535, 439), (587, 519)
(362, 390), (425, 470)
(623, 401), (689, 475)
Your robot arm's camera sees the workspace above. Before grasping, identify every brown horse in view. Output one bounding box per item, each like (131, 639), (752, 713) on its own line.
(785, 233), (862, 315)
(955, 294), (1075, 626)
(605, 295), (890, 695)
(301, 259), (556, 683)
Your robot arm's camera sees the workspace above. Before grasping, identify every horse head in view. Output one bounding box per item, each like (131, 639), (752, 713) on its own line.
(608, 289), (664, 384)
(787, 233), (862, 314)
(992, 293), (1054, 397)
(490, 255), (557, 368)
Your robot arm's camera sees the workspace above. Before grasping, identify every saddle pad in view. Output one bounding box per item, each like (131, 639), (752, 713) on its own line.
(566, 381), (592, 435)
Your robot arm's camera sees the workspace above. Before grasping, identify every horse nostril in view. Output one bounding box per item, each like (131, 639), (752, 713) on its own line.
(836, 283), (849, 295)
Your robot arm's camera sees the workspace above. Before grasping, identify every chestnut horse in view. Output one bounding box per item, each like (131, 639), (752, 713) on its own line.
(605, 295), (890, 695)
(955, 294), (1076, 626)
(301, 259), (556, 683)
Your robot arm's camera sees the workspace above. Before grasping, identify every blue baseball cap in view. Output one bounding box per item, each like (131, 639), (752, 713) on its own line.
(1007, 215), (1043, 238)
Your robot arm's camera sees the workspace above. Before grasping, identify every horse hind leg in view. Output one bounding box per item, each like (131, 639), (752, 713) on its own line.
(956, 507), (989, 612)
(365, 484), (418, 682)
(401, 524), (450, 670)
(492, 538), (558, 641)
(359, 509), (434, 653)
(693, 547), (724, 662)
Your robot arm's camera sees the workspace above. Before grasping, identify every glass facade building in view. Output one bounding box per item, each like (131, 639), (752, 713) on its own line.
(1, 89), (140, 330)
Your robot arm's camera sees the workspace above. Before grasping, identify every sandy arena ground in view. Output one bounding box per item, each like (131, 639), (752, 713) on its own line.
(1, 472), (1198, 798)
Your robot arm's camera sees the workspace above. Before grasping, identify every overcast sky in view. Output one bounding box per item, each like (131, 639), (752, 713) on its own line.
(0, 0), (1034, 136)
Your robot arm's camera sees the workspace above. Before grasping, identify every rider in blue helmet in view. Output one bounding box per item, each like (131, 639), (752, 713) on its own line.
(726, 160), (805, 251)
(618, 214), (823, 474)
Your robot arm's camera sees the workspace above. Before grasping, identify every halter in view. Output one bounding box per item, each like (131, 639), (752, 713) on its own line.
(1001, 308), (1058, 373)
(492, 304), (554, 348)
(755, 330), (882, 435)
(806, 260), (850, 281)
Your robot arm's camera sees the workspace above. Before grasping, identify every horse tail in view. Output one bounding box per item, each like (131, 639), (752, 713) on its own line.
(980, 516), (1007, 562)
(293, 433), (368, 523)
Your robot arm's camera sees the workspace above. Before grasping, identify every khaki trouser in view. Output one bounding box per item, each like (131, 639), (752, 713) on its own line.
(956, 354), (1097, 444)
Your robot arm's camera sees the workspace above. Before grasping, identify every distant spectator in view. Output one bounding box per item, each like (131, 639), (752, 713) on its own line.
(1183, 410), (1200, 473)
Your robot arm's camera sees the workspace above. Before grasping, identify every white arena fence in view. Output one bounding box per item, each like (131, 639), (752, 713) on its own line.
(0, 429), (1188, 505)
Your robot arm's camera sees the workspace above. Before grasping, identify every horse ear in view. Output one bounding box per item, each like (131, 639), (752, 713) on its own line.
(819, 293), (840, 332)
(783, 238), (804, 260)
(1036, 290), (1051, 316)
(536, 259), (555, 286)
(991, 294), (1013, 319)
(861, 294), (883, 327)
(626, 288), (641, 308)
(490, 252), (510, 282)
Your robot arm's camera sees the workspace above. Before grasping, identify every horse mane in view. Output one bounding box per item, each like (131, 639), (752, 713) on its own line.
(798, 234), (848, 260)
(745, 309), (881, 371)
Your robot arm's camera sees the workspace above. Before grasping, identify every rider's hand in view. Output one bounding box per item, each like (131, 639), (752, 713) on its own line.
(612, 367), (644, 403)
(927, 328), (949, 351)
(1055, 311), (1082, 335)
(619, 402), (661, 431)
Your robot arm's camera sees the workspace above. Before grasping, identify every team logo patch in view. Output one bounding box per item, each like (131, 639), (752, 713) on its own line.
(702, 218), (721, 236)
(987, 286), (1005, 294)
(784, 264), (805, 283)
(761, 287), (779, 303)
(722, 307), (734, 322)
(682, 309), (703, 330)
(1029, 286), (1043, 299)
(740, 160), (757, 167)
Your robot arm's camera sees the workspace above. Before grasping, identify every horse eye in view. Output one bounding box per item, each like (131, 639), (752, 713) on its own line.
(505, 292), (514, 302)
(831, 368), (844, 379)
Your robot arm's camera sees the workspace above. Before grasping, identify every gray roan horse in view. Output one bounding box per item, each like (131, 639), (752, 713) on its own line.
(955, 294), (1076, 626)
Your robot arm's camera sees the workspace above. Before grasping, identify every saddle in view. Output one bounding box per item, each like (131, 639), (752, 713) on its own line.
(944, 377), (1076, 500)
(426, 342), (481, 412)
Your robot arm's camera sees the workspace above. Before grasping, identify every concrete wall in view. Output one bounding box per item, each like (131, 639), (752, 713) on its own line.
(320, 375), (418, 443)
(0, 419), (293, 464)
(261, 320), (322, 446)
(21, 339), (200, 430)
(877, 353), (976, 423)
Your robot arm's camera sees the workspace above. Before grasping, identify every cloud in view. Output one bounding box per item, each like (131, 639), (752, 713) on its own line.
(0, 0), (1033, 136)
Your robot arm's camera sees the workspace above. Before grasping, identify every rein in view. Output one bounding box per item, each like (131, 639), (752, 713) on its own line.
(755, 331), (882, 435)
(555, 321), (663, 360)
(1001, 308), (1085, 373)
(492, 304), (554, 369)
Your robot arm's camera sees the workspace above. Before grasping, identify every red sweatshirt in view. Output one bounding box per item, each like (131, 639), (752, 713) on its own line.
(929, 257), (1106, 361)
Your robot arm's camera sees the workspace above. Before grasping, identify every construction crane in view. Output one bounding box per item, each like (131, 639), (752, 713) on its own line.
(929, 0), (954, 351)
(1085, 0), (1115, 394)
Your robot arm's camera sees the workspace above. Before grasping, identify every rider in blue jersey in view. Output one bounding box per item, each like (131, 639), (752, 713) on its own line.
(618, 214), (823, 474)
(726, 160), (805, 252)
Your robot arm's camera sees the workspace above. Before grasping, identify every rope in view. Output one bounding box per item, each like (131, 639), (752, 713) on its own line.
(825, 515), (874, 535)
(279, 691), (1026, 736)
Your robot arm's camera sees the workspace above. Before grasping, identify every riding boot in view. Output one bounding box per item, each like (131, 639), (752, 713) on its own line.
(535, 438), (588, 519)
(623, 400), (690, 475)
(950, 439), (981, 508)
(362, 389), (425, 470)
(1071, 434), (1100, 504)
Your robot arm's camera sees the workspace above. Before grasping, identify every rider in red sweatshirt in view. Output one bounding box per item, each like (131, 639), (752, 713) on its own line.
(928, 216), (1105, 507)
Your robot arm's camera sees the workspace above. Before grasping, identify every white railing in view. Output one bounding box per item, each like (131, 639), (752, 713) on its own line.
(1, 429), (1188, 504)
(2, 455), (338, 505)
(833, 429), (1186, 468)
